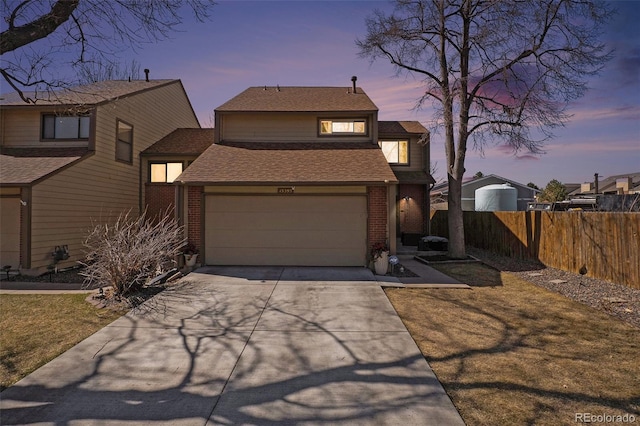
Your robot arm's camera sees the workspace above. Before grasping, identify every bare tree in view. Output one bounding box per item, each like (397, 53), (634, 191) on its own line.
(357, 0), (613, 258)
(1, 0), (215, 102)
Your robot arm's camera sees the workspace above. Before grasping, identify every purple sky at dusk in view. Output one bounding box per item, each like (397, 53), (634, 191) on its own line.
(7, 1), (640, 187)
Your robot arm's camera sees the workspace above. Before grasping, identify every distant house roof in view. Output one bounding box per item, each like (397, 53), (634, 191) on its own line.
(177, 142), (397, 185)
(431, 174), (540, 195)
(570, 172), (640, 195)
(142, 128), (213, 156)
(215, 86), (378, 112)
(378, 121), (428, 135)
(0, 147), (90, 185)
(0, 79), (179, 107)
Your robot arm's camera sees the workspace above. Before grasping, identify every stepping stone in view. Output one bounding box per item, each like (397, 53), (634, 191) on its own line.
(549, 279), (567, 284)
(527, 273), (544, 277)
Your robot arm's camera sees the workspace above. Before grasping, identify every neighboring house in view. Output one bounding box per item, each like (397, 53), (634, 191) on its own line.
(174, 82), (434, 266)
(568, 172), (640, 196)
(0, 80), (200, 274)
(431, 174), (539, 211)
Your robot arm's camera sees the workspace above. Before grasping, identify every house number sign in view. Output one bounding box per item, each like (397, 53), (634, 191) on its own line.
(277, 187), (295, 194)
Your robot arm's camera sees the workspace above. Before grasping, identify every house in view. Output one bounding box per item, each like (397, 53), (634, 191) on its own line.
(173, 82), (433, 266)
(568, 172), (640, 196)
(431, 174), (539, 211)
(0, 80), (200, 274)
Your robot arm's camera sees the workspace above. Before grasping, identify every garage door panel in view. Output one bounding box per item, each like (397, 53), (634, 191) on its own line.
(0, 198), (21, 268)
(205, 195), (367, 266)
(208, 229), (365, 249)
(208, 247), (364, 266)
(209, 212), (366, 231)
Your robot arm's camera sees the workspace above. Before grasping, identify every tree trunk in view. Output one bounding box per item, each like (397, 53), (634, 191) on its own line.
(447, 175), (466, 259)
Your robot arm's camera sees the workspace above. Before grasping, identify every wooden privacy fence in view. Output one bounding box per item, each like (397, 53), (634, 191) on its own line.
(430, 210), (640, 289)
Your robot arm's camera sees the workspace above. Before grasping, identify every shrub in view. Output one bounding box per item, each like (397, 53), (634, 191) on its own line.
(80, 210), (185, 297)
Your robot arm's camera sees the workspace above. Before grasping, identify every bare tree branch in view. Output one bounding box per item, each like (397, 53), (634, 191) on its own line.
(1, 0), (216, 102)
(357, 0), (614, 258)
(1, 0), (79, 54)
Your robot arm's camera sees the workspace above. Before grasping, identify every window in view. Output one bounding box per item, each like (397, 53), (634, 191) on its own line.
(379, 140), (409, 164)
(116, 120), (133, 163)
(319, 119), (367, 135)
(150, 162), (183, 183)
(42, 114), (90, 140)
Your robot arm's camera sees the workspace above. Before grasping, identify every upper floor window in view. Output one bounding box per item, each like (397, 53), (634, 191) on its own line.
(42, 114), (90, 140)
(116, 120), (133, 163)
(150, 162), (183, 183)
(379, 140), (409, 165)
(319, 119), (367, 135)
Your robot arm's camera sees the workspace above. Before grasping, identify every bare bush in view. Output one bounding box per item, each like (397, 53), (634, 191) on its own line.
(80, 210), (185, 297)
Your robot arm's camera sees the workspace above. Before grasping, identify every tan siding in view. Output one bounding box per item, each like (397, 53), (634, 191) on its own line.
(221, 113), (373, 143)
(407, 137), (424, 171)
(0, 109), (90, 148)
(29, 82), (199, 270)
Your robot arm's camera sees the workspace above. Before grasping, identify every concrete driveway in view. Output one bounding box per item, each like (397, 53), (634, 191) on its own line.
(1, 266), (464, 425)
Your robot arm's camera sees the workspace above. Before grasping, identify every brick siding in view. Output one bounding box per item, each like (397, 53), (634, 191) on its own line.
(144, 184), (176, 222)
(187, 186), (203, 251)
(367, 186), (388, 254)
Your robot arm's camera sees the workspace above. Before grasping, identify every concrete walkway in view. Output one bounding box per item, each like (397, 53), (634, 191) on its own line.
(0, 266), (465, 425)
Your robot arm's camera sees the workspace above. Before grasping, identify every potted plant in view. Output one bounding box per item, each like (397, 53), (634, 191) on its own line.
(182, 242), (199, 267)
(371, 241), (389, 275)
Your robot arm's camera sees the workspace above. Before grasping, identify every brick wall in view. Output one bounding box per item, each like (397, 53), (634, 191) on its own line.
(187, 186), (203, 251)
(144, 184), (176, 221)
(398, 184), (425, 234)
(368, 186), (388, 254)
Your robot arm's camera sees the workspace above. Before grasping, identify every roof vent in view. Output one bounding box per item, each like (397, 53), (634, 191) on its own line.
(144, 68), (150, 82)
(351, 76), (357, 93)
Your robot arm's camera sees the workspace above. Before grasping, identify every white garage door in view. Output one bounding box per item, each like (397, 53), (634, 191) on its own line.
(205, 195), (367, 266)
(0, 198), (21, 268)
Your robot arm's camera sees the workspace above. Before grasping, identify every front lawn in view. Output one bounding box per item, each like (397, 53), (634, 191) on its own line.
(386, 263), (640, 425)
(0, 294), (124, 390)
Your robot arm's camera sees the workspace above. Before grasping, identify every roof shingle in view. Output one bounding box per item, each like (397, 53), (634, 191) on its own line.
(378, 121), (428, 135)
(177, 143), (398, 185)
(216, 86), (378, 112)
(142, 128), (213, 155)
(0, 148), (89, 185)
(0, 80), (178, 106)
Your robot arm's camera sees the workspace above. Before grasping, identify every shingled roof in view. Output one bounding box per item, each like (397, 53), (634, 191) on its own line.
(378, 121), (428, 135)
(177, 143), (397, 185)
(216, 86), (378, 112)
(142, 128), (214, 156)
(0, 147), (90, 185)
(0, 80), (178, 107)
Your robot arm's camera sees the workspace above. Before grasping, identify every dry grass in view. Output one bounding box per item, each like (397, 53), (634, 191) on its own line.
(0, 294), (124, 390)
(386, 263), (640, 425)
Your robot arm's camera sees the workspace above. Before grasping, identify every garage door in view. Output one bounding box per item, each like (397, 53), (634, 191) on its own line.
(0, 198), (21, 268)
(205, 195), (367, 266)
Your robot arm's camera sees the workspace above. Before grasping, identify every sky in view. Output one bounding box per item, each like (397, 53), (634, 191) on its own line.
(5, 0), (640, 187)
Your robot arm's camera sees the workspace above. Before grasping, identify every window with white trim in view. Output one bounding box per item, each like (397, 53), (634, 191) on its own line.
(150, 162), (183, 183)
(42, 114), (90, 140)
(378, 140), (409, 164)
(319, 119), (367, 135)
